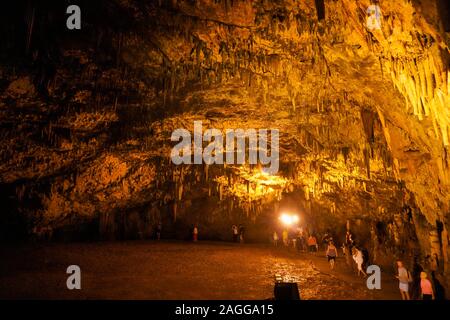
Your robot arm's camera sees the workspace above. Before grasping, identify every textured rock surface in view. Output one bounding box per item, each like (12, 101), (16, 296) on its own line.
(0, 0), (449, 290)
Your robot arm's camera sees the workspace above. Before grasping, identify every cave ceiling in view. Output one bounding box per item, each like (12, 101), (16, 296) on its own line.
(0, 0), (449, 239)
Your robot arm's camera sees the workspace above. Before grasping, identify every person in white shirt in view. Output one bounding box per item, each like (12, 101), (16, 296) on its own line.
(352, 247), (367, 277)
(396, 260), (411, 300)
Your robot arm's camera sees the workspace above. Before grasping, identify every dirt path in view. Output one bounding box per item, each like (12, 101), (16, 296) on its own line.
(0, 241), (401, 300)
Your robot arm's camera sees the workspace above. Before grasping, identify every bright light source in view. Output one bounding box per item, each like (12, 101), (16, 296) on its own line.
(279, 213), (293, 226)
(279, 213), (300, 226)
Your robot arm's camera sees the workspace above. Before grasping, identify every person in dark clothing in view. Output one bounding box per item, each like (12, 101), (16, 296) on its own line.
(322, 231), (332, 250)
(296, 229), (305, 252)
(232, 224), (239, 242)
(155, 222), (162, 240)
(326, 241), (338, 270)
(239, 224), (245, 243)
(361, 247), (370, 271)
(410, 260), (424, 300)
(345, 230), (354, 247)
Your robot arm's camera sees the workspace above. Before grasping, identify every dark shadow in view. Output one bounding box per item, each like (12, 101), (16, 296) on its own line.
(431, 271), (447, 300)
(411, 260), (423, 300)
(314, 0), (326, 20)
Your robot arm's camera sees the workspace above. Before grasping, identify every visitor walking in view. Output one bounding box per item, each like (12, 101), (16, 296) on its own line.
(322, 230), (332, 250)
(289, 229), (297, 249)
(282, 229), (289, 247)
(352, 247), (367, 277)
(232, 225), (239, 242)
(326, 241), (338, 270)
(296, 229), (305, 252)
(396, 260), (412, 300)
(239, 224), (245, 243)
(345, 230), (354, 248)
(273, 231), (279, 247)
(155, 222), (162, 240)
(193, 225), (198, 242)
(420, 272), (435, 300)
(307, 234), (318, 253)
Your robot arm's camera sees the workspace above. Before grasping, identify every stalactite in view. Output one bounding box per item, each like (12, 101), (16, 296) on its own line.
(173, 202), (177, 222)
(178, 183), (183, 201)
(361, 109), (376, 145)
(364, 147), (371, 179)
(26, 5), (35, 54)
(385, 51), (449, 147)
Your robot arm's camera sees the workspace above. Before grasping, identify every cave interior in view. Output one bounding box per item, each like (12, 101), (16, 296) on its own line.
(0, 0), (449, 295)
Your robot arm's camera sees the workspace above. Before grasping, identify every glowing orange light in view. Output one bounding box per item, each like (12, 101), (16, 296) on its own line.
(279, 213), (300, 226)
(280, 213), (293, 226)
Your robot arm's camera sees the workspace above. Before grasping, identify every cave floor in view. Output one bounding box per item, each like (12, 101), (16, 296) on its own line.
(0, 241), (400, 300)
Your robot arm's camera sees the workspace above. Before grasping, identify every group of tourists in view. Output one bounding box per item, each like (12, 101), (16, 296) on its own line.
(272, 228), (321, 253)
(152, 222), (199, 242)
(396, 260), (436, 300)
(342, 230), (368, 277)
(273, 228), (343, 271)
(272, 226), (439, 300)
(152, 222), (247, 243)
(273, 228), (336, 253)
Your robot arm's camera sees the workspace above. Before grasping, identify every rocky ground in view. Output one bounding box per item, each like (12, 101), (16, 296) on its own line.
(0, 241), (399, 300)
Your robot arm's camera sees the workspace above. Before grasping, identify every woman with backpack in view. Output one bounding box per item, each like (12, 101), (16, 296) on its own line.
(396, 260), (412, 300)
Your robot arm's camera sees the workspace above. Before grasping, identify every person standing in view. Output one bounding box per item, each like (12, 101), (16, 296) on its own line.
(420, 272), (435, 300)
(345, 230), (354, 248)
(295, 229), (303, 252)
(232, 225), (239, 242)
(155, 222), (162, 240)
(322, 231), (331, 250)
(352, 247), (367, 277)
(193, 225), (198, 242)
(396, 260), (411, 300)
(307, 234), (318, 253)
(282, 229), (289, 247)
(239, 224), (245, 243)
(326, 241), (338, 270)
(273, 231), (279, 247)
